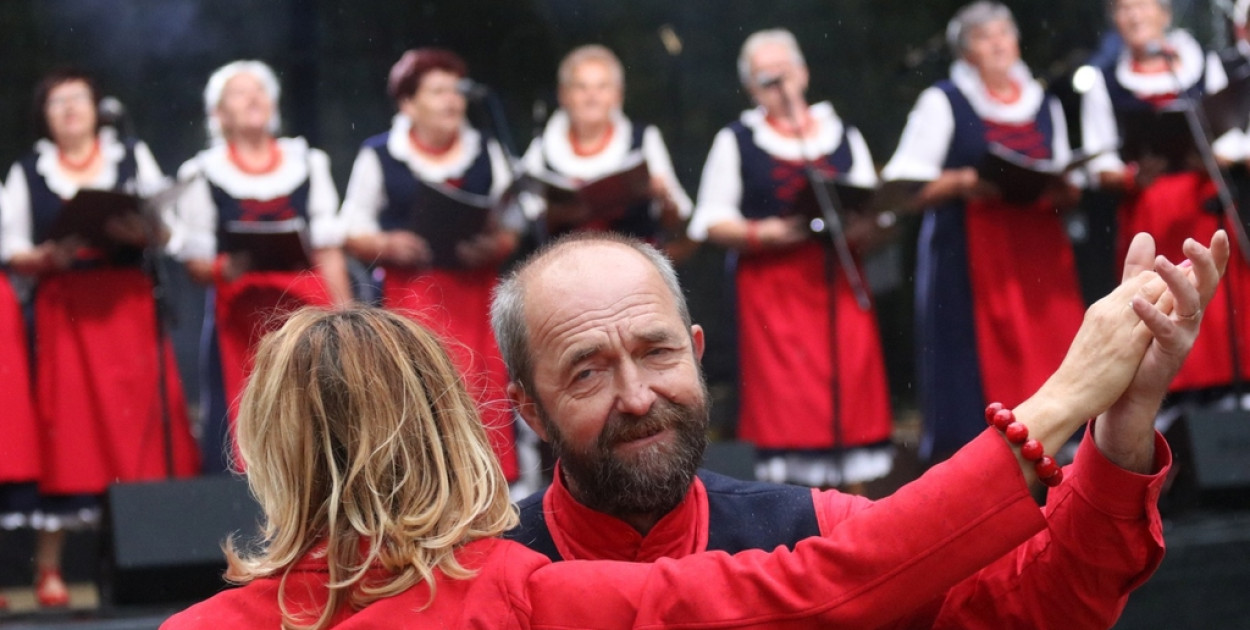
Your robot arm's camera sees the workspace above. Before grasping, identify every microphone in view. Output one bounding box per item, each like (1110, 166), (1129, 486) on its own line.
(456, 78), (490, 100)
(1141, 41), (1177, 60)
(754, 72), (783, 89)
(98, 96), (126, 128)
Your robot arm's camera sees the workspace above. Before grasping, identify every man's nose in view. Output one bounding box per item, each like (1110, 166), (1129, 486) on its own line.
(614, 362), (657, 416)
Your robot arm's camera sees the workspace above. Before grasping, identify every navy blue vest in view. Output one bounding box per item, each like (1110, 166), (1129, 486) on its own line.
(1100, 54), (1207, 173)
(936, 80), (1054, 170)
(730, 117), (854, 220)
(506, 469), (821, 562)
(208, 178), (311, 248)
(1099, 56), (1205, 115)
(363, 130), (494, 232)
(20, 139), (140, 267)
(21, 139), (139, 245)
(545, 122), (653, 238)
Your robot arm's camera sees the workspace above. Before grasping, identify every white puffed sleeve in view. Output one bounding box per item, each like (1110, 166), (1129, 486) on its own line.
(642, 125), (693, 218)
(1081, 69), (1126, 178)
(339, 148), (386, 238)
(687, 128), (743, 241)
(486, 140), (527, 233)
(168, 158), (217, 261)
(306, 148), (344, 249)
(843, 126), (879, 188)
(1, 164), (34, 260)
(881, 87), (955, 182)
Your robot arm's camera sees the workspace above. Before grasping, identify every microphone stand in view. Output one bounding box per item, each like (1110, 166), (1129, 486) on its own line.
(465, 83), (530, 242)
(771, 86), (872, 311)
(1164, 55), (1247, 406)
(771, 86), (868, 488)
(135, 176), (197, 478)
(139, 190), (176, 478)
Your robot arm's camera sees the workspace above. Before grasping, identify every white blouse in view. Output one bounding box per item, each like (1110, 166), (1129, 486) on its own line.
(1, 127), (167, 261)
(168, 136), (343, 262)
(688, 101), (877, 241)
(520, 109), (692, 221)
(339, 114), (519, 237)
(882, 60), (1071, 183)
(1081, 29), (1232, 178)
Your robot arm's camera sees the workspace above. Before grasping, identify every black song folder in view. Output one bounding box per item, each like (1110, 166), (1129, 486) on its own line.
(220, 218), (312, 272)
(409, 180), (493, 270)
(527, 152), (651, 229)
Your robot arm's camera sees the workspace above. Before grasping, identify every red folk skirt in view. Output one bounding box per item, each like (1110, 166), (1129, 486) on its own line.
(34, 268), (200, 495)
(735, 240), (893, 450)
(382, 266), (519, 481)
(964, 197), (1085, 408)
(215, 269), (336, 424)
(0, 275), (39, 484)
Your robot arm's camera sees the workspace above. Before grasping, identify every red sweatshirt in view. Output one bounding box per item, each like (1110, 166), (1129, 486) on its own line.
(163, 429), (1152, 629)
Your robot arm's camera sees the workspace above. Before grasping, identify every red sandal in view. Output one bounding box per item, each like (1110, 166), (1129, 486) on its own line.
(35, 568), (69, 608)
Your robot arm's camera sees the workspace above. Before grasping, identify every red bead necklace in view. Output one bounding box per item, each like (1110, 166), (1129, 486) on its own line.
(228, 138), (281, 175)
(764, 113), (813, 138)
(985, 80), (1021, 105)
(569, 123), (615, 157)
(409, 128), (458, 157)
(58, 138), (100, 172)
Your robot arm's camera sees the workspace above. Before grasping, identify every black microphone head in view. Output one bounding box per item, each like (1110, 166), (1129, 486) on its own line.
(98, 96), (126, 126)
(1142, 40), (1176, 59)
(456, 78), (490, 99)
(754, 72), (783, 89)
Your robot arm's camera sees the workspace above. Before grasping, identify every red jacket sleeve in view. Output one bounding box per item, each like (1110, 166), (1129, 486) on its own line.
(521, 430), (1046, 629)
(921, 422), (1169, 629)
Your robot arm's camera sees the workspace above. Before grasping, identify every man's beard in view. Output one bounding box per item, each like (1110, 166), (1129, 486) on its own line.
(540, 384), (709, 518)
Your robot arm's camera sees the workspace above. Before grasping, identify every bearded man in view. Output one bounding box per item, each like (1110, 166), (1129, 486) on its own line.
(490, 227), (1228, 627)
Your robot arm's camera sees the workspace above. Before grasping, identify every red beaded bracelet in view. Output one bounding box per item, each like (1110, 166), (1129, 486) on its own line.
(985, 403), (1064, 487)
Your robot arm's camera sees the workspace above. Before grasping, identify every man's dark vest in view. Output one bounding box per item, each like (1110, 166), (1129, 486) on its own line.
(506, 469), (821, 562)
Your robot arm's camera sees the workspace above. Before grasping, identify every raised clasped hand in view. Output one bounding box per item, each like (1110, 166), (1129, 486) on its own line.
(1094, 230), (1230, 471)
(1031, 231), (1227, 432)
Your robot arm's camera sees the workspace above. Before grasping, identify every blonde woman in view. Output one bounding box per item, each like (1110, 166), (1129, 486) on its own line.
(164, 226), (1223, 630)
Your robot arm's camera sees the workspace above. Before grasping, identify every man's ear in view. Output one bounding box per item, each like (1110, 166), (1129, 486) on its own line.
(690, 324), (706, 362)
(507, 381), (548, 442)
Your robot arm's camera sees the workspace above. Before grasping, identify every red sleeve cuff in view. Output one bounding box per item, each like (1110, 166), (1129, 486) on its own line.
(1065, 419), (1171, 520)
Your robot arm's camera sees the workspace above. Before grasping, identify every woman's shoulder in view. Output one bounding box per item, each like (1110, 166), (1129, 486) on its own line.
(160, 579), (282, 629)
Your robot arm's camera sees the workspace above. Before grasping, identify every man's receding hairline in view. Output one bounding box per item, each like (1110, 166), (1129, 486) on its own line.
(521, 238), (653, 286)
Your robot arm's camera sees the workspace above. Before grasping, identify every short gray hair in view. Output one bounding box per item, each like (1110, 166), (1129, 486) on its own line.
(490, 232), (692, 392)
(737, 28), (806, 88)
(1108, 0), (1172, 11)
(558, 44), (625, 91)
(203, 60), (282, 141)
(945, 2), (1019, 58)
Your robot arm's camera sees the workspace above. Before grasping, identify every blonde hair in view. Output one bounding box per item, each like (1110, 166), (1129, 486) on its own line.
(224, 307), (516, 630)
